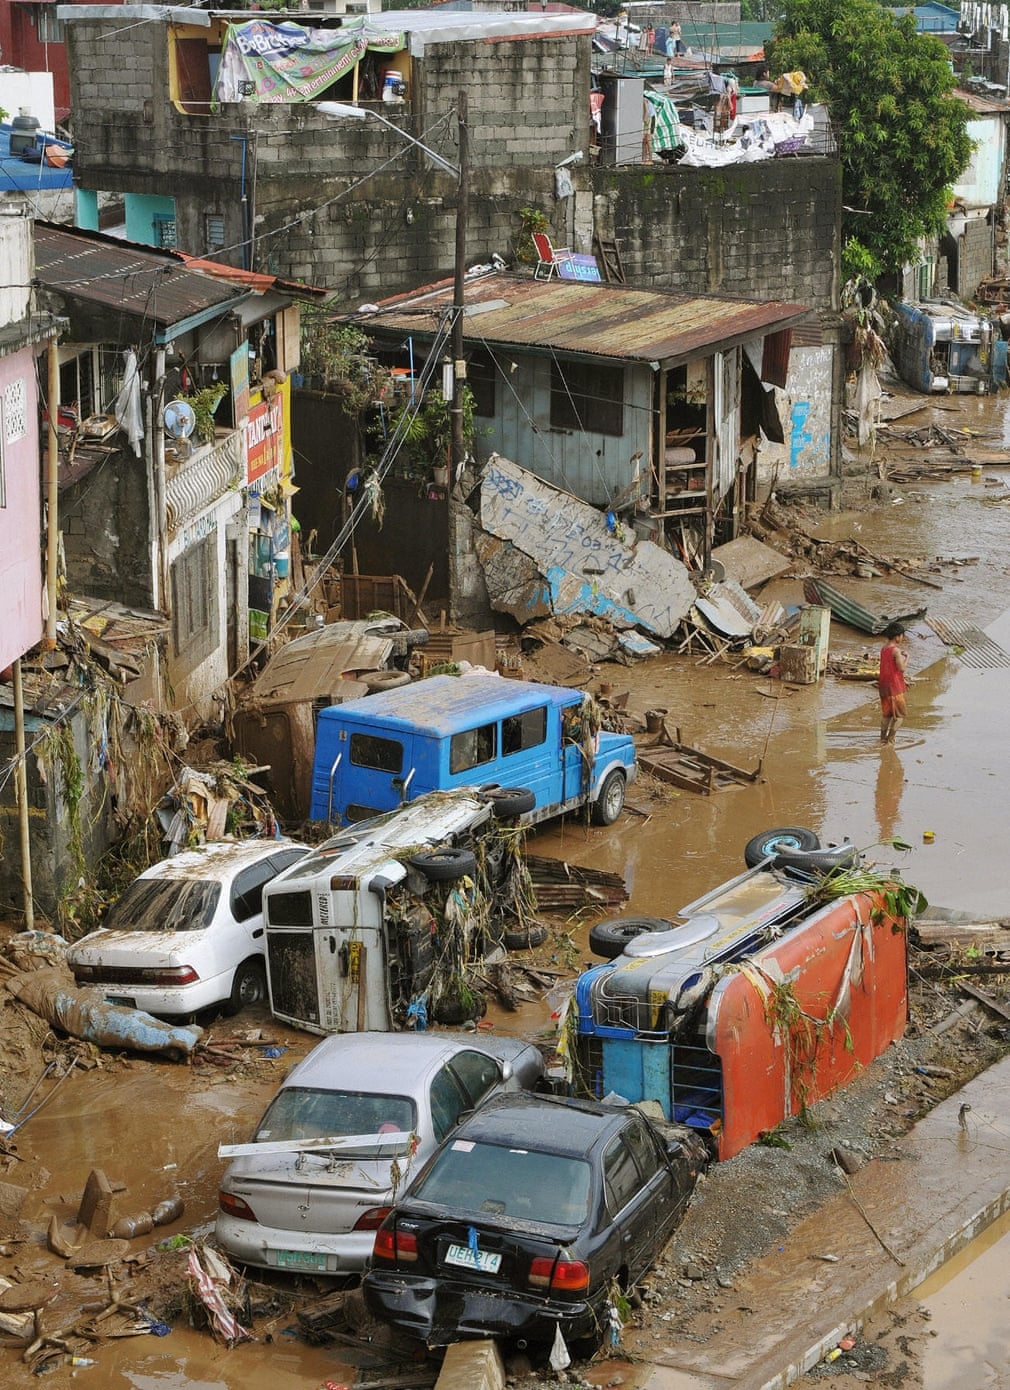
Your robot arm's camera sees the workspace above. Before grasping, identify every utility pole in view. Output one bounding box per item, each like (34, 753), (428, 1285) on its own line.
(450, 89), (468, 476)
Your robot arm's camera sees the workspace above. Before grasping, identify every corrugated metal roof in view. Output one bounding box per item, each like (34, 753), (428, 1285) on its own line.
(34, 224), (246, 326)
(352, 272), (809, 369)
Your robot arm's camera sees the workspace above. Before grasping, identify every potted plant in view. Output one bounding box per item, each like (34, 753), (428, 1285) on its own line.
(181, 382), (228, 445)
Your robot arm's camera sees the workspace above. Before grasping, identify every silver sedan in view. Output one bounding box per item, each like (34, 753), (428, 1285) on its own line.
(215, 1030), (545, 1275)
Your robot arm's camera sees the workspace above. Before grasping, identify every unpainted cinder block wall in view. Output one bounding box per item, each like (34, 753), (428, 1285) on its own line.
(592, 158), (842, 311)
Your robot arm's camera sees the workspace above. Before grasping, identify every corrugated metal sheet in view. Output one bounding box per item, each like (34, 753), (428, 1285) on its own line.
(34, 224), (245, 325)
(355, 272), (809, 368)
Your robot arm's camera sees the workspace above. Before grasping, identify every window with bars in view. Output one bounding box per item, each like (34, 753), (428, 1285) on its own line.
(171, 531), (218, 663)
(550, 360), (624, 436)
(467, 351), (497, 419)
(153, 214), (178, 250)
(205, 213), (225, 252)
(37, 6), (65, 42)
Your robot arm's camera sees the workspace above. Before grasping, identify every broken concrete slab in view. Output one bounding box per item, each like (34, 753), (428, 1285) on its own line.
(711, 534), (792, 589)
(478, 456), (695, 638)
(78, 1169), (116, 1239)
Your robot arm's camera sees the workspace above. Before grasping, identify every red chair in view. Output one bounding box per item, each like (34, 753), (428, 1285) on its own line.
(532, 231), (575, 280)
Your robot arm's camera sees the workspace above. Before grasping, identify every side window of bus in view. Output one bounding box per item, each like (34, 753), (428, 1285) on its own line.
(502, 706), (547, 757)
(449, 722), (496, 773)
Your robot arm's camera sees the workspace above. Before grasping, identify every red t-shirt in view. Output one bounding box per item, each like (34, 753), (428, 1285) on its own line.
(878, 643), (907, 697)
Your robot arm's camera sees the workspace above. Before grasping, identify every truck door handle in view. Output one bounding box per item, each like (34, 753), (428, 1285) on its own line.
(393, 767), (416, 802)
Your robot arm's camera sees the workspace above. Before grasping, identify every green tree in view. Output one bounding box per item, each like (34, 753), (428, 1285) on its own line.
(768, 0), (973, 280)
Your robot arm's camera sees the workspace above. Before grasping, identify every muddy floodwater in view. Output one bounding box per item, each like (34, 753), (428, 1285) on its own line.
(919, 1212), (1010, 1389)
(5, 393), (1010, 1390)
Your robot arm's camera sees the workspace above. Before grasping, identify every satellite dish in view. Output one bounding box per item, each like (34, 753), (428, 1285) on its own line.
(163, 399), (196, 440)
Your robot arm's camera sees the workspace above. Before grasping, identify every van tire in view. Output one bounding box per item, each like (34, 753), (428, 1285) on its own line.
(504, 924), (548, 951)
(410, 847), (477, 882)
(591, 769), (626, 826)
(743, 827), (820, 869)
(485, 786), (536, 819)
(363, 670), (411, 692)
(589, 916), (672, 959)
(224, 958), (267, 1016)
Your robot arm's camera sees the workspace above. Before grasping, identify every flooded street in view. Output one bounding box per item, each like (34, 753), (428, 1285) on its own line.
(3, 392), (1010, 1388)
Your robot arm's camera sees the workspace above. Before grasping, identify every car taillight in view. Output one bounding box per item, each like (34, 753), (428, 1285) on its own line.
(353, 1206), (392, 1232)
(144, 966), (200, 986)
(218, 1191), (257, 1222)
(528, 1255), (590, 1293)
(71, 965), (200, 986)
(372, 1226), (418, 1262)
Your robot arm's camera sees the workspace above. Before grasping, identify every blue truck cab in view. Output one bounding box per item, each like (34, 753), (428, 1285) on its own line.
(309, 671), (637, 828)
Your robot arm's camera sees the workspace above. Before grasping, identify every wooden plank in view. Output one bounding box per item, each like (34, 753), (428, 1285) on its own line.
(959, 981), (1010, 1024)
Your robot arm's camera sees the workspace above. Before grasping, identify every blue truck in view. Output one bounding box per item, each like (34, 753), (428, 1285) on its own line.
(309, 671), (637, 827)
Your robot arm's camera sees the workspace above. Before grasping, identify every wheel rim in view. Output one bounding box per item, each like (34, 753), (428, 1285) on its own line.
(762, 833), (805, 855)
(605, 777), (624, 818)
(238, 969), (262, 1006)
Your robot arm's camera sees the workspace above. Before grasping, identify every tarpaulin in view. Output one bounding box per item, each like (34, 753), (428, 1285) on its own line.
(215, 20), (404, 104)
(644, 89), (682, 153)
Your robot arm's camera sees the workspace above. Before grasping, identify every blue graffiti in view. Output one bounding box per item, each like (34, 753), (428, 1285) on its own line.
(790, 401), (812, 469)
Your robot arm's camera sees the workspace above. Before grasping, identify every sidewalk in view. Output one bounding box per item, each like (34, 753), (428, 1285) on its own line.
(636, 1055), (1010, 1389)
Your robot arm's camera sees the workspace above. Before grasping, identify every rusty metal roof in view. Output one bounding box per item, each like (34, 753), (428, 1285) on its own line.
(352, 272), (809, 369)
(34, 223), (247, 327)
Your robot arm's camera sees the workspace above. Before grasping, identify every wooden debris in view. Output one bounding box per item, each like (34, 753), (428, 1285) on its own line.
(914, 919), (1010, 949)
(68, 1238), (129, 1269)
(637, 720), (763, 795)
(959, 983), (1010, 1025)
(527, 856), (628, 912)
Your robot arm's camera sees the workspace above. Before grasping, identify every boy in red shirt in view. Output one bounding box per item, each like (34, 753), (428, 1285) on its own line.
(878, 623), (909, 744)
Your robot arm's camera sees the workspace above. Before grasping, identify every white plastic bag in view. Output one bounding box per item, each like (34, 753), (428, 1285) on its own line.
(549, 1321), (571, 1371)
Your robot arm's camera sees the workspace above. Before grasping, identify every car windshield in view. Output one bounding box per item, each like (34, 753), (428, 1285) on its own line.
(411, 1139), (592, 1226)
(254, 1087), (418, 1156)
(102, 877), (222, 933)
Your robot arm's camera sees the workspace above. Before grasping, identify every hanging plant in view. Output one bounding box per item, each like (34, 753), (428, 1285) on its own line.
(361, 470), (385, 527)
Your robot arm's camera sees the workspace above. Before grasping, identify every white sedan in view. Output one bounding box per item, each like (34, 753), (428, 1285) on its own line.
(68, 839), (308, 1017)
(215, 1030), (546, 1275)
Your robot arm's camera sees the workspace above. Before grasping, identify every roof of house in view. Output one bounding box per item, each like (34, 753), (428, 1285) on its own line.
(352, 271), (809, 370)
(34, 223), (248, 328)
(33, 223), (327, 329)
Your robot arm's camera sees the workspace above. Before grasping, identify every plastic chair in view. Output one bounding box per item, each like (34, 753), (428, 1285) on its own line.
(532, 231), (575, 280)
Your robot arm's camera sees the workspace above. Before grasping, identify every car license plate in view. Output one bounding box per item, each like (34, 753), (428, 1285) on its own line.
(445, 1242), (501, 1274)
(276, 1250), (328, 1271)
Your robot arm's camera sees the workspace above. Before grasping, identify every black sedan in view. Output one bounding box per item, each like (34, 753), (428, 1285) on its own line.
(363, 1093), (706, 1353)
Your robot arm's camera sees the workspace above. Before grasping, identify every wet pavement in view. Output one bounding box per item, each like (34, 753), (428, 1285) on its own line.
(4, 403), (1010, 1387)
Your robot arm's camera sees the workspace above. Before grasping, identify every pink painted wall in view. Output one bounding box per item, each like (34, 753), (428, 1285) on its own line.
(0, 346), (44, 671)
